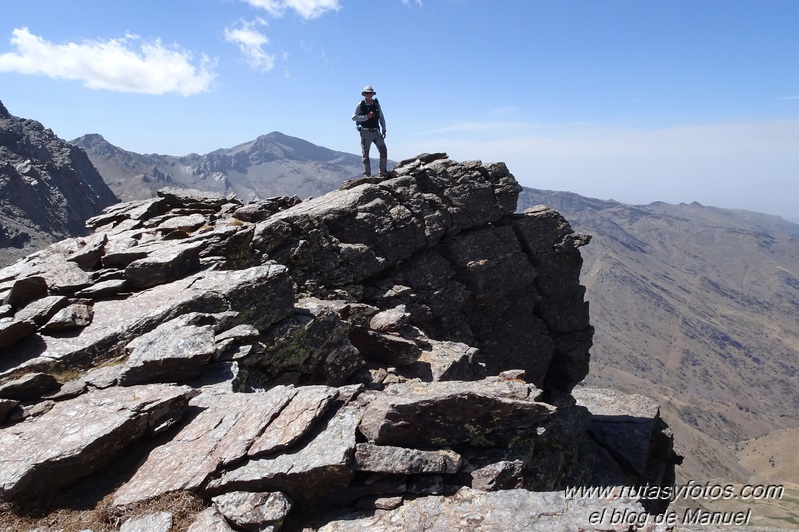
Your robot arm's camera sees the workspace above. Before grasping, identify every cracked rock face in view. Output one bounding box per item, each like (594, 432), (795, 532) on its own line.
(0, 384), (193, 500)
(0, 154), (678, 530)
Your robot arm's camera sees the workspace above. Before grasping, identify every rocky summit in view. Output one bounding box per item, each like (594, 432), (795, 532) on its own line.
(0, 154), (679, 530)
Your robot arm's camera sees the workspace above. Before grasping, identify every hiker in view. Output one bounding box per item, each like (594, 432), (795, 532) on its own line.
(352, 85), (388, 177)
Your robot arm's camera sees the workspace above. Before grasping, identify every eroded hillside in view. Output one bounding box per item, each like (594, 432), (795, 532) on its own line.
(0, 101), (118, 267)
(519, 188), (799, 485)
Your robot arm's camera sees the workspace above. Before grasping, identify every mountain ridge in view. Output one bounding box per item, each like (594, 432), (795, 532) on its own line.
(69, 124), (799, 491)
(71, 131), (374, 204)
(3, 103), (797, 523)
(0, 101), (118, 267)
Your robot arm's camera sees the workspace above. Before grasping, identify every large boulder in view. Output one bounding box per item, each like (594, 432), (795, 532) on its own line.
(358, 378), (554, 448)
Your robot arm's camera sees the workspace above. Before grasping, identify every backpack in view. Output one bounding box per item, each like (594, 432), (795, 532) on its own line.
(356, 98), (380, 131)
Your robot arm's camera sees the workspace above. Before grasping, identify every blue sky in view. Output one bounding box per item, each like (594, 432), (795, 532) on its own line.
(2, 0), (798, 222)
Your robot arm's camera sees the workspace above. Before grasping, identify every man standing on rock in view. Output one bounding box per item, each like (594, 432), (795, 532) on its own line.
(352, 85), (388, 177)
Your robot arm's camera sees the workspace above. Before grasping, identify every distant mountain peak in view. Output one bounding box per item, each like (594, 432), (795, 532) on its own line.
(262, 130), (290, 140)
(77, 133), (108, 144)
(73, 133), (112, 149)
(75, 132), (367, 204)
(72, 133), (126, 159)
(225, 131), (337, 163)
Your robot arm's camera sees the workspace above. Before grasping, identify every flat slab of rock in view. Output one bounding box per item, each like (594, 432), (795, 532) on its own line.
(125, 241), (204, 289)
(353, 443), (462, 475)
(397, 339), (482, 382)
(0, 384), (193, 500)
(468, 459), (523, 490)
(0, 319), (37, 349)
(318, 487), (646, 532)
(0, 372), (59, 401)
(349, 328), (421, 366)
(113, 385), (297, 507)
(158, 187), (230, 209)
(574, 386), (663, 478)
(208, 402), (362, 502)
(40, 303), (94, 332)
(247, 385), (339, 457)
(573, 386), (661, 419)
(75, 278), (128, 298)
(358, 378), (555, 448)
(37, 254), (94, 294)
(119, 322), (216, 385)
(157, 213), (207, 232)
(3, 276), (48, 307)
(13, 295), (69, 326)
(67, 233), (108, 270)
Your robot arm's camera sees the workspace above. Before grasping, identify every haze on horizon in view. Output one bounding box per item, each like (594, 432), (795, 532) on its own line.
(2, 0), (798, 222)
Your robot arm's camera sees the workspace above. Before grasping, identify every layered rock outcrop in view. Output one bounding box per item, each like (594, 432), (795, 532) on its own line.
(0, 154), (679, 530)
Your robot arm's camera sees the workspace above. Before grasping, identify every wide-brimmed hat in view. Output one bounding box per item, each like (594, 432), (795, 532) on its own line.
(361, 85), (376, 95)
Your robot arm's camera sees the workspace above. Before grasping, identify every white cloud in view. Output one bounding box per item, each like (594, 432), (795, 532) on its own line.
(0, 27), (215, 96)
(224, 18), (276, 72)
(401, 0), (424, 6)
(242, 0), (341, 19)
(778, 95), (799, 100)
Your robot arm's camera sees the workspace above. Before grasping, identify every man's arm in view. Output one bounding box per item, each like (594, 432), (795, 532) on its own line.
(377, 103), (387, 136)
(352, 102), (369, 122)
